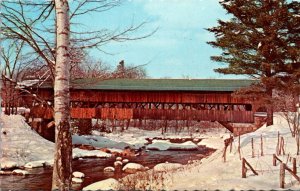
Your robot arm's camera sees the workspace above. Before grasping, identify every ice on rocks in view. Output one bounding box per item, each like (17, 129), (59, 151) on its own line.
(73, 171), (85, 178)
(12, 169), (29, 175)
(73, 148), (111, 159)
(146, 140), (198, 151)
(72, 135), (130, 149)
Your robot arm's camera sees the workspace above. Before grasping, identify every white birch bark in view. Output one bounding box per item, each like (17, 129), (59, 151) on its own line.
(52, 0), (72, 190)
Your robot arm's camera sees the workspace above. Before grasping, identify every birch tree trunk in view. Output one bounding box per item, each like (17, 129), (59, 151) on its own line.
(52, 0), (72, 190)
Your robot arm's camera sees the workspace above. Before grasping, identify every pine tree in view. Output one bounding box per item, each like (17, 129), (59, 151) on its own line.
(207, 0), (300, 126)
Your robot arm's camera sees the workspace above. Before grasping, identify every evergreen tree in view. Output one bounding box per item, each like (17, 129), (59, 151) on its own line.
(207, 0), (300, 126)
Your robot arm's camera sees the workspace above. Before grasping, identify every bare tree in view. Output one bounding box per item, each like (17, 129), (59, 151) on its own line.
(0, 40), (30, 114)
(1, 0), (155, 82)
(1, 1), (155, 189)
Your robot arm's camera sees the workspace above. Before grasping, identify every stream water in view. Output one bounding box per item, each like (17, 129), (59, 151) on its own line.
(0, 147), (214, 191)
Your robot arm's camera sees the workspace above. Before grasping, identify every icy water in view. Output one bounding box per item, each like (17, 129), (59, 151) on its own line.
(0, 147), (214, 191)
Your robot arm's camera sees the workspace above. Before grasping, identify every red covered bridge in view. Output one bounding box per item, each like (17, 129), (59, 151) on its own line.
(24, 78), (260, 125)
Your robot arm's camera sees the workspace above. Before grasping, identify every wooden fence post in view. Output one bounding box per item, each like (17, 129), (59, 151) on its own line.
(280, 137), (285, 155)
(280, 163), (285, 189)
(273, 154), (276, 166)
(252, 138), (254, 158)
(223, 146), (227, 162)
(293, 158), (297, 174)
(242, 158), (246, 178)
(277, 131), (280, 155)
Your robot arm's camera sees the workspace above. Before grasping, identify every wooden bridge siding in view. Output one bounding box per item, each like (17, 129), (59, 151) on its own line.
(35, 89), (250, 104)
(30, 107), (254, 123)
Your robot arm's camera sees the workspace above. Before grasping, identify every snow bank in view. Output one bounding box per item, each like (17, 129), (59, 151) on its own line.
(0, 115), (116, 169)
(83, 178), (120, 191)
(0, 115), (54, 169)
(153, 162), (183, 172)
(198, 137), (224, 149)
(73, 148), (111, 159)
(146, 140), (198, 151)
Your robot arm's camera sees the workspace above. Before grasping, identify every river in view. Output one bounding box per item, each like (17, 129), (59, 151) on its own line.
(0, 146), (214, 190)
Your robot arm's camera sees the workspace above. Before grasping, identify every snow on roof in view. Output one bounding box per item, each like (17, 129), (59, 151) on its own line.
(16, 79), (40, 88)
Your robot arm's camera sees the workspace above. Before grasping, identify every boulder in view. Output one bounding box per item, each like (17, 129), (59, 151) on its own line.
(122, 163), (145, 173)
(72, 177), (83, 184)
(104, 166), (115, 172)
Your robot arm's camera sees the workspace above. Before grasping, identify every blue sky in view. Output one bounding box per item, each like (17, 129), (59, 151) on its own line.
(77, 0), (236, 79)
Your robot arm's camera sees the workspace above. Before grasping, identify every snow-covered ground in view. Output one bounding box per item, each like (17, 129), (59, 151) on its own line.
(136, 114), (300, 190)
(0, 115), (111, 169)
(0, 115), (54, 169)
(83, 114), (300, 190)
(4, 113), (299, 190)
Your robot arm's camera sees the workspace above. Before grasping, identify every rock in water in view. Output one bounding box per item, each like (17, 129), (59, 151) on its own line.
(122, 163), (145, 173)
(73, 171), (85, 178)
(104, 166), (115, 172)
(72, 177), (83, 184)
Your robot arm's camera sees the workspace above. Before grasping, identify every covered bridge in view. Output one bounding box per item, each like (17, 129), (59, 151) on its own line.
(25, 78), (258, 124)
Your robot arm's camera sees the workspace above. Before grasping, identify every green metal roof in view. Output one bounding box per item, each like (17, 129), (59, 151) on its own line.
(61, 78), (257, 92)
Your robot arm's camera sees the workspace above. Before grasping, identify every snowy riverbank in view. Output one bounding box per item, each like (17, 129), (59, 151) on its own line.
(4, 113), (296, 190)
(0, 114), (224, 170)
(83, 114), (300, 190)
(164, 114), (300, 190)
(0, 115), (111, 170)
